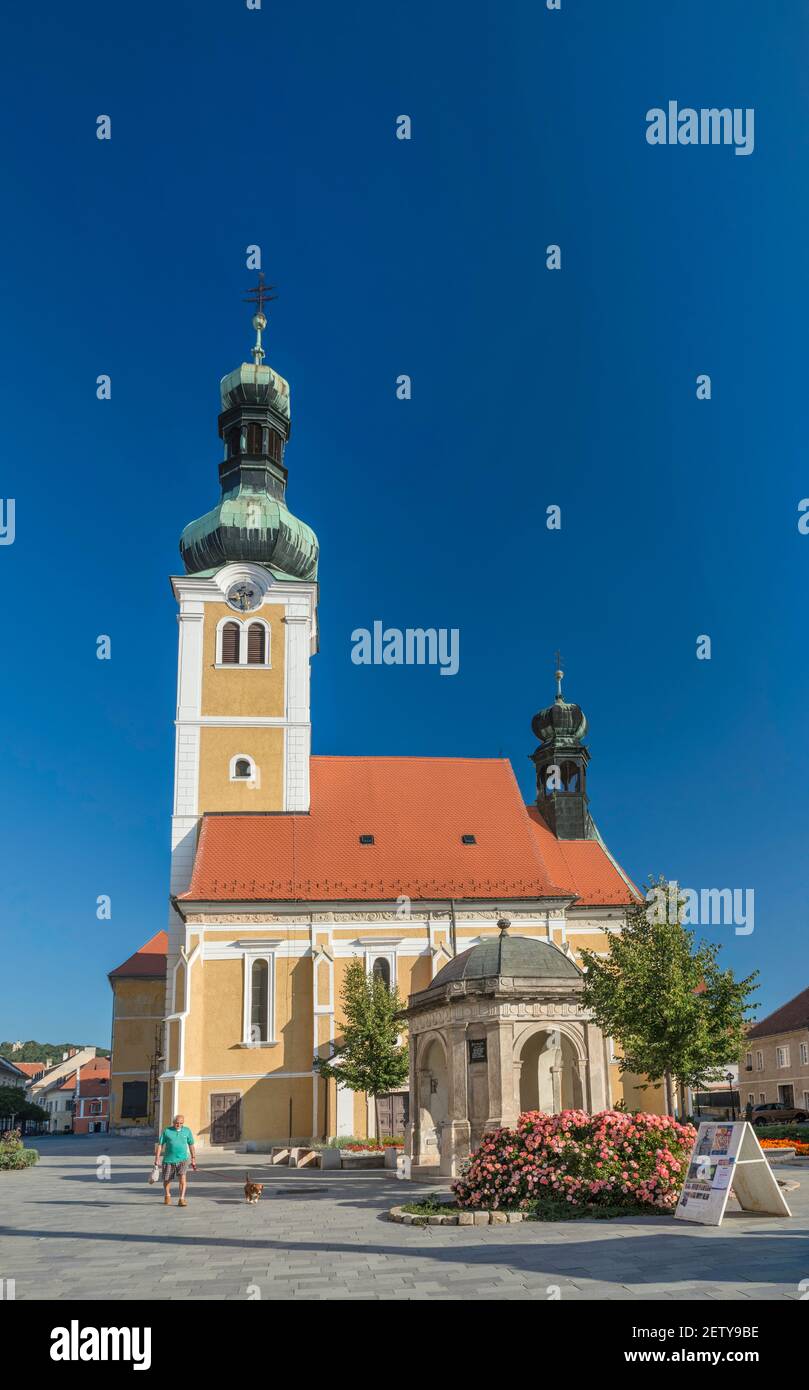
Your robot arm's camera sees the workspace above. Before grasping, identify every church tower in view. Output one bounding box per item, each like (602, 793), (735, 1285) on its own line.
(530, 659), (595, 840)
(167, 281), (319, 905)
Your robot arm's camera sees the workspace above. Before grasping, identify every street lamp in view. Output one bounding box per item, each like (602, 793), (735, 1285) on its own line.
(726, 1072), (736, 1120)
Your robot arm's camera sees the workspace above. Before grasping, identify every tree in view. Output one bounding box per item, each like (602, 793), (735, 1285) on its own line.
(314, 959), (409, 1123)
(580, 876), (758, 1116)
(0, 1086), (48, 1128)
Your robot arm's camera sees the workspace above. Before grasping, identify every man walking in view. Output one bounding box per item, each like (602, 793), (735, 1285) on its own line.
(155, 1114), (197, 1207)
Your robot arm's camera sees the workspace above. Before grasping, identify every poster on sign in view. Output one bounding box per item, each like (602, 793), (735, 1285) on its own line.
(674, 1120), (792, 1226)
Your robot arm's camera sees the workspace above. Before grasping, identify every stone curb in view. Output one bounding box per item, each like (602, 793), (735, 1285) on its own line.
(388, 1204), (525, 1226)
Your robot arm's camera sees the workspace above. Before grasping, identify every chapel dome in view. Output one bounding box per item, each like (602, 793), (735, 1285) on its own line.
(427, 926), (581, 991)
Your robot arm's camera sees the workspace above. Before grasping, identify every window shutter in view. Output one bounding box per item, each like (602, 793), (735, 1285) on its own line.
(247, 623), (266, 664)
(222, 622), (240, 664)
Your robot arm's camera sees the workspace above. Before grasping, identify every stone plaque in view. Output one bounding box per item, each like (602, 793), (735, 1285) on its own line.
(468, 1038), (488, 1063)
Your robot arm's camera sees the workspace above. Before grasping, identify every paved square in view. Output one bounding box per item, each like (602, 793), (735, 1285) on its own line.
(0, 1137), (806, 1300)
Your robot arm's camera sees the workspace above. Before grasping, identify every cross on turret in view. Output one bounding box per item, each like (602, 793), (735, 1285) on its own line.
(243, 273), (278, 365)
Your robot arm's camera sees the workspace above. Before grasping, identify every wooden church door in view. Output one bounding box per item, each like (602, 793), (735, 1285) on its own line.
(210, 1092), (241, 1145)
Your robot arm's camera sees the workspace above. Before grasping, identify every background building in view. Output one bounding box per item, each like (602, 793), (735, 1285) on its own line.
(108, 933), (167, 1131)
(741, 987), (809, 1115)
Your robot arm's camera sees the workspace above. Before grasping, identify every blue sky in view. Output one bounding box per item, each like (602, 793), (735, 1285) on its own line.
(1, 0), (807, 1043)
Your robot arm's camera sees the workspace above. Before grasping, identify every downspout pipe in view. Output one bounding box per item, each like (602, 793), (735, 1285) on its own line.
(449, 899), (458, 958)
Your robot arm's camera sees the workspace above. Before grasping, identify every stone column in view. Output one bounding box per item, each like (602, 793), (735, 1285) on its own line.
(440, 1023), (471, 1177)
(550, 1065), (563, 1114)
(584, 1022), (610, 1111)
(485, 1016), (518, 1132)
(404, 1033), (420, 1161)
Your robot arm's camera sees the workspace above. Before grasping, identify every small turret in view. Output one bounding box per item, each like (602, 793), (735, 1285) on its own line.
(530, 656), (595, 840)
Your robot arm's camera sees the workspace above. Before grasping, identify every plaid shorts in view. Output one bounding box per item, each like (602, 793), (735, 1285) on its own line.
(161, 1161), (187, 1181)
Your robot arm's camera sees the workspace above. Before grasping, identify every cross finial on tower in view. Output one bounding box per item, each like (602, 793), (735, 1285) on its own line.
(554, 650), (564, 701)
(243, 272), (278, 366)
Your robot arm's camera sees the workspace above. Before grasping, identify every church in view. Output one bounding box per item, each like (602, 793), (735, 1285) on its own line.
(108, 288), (663, 1147)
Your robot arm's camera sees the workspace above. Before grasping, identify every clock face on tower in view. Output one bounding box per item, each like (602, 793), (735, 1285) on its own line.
(226, 581), (261, 612)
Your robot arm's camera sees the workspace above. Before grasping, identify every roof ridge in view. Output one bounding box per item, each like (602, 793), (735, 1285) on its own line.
(309, 754), (511, 764)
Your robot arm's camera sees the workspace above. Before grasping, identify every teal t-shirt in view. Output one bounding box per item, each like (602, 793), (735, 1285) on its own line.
(159, 1125), (194, 1163)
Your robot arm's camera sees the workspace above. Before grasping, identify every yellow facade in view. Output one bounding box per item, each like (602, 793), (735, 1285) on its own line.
(197, 725), (285, 811)
(155, 915), (664, 1146)
(195, 600), (288, 812)
(200, 602), (286, 717)
(109, 977), (165, 1128)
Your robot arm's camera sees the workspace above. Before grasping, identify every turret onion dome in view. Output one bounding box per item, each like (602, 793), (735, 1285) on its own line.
(219, 363), (291, 419)
(531, 661), (587, 742)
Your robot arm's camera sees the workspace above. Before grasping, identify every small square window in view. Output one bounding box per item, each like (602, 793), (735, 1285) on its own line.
(359, 834), (374, 845)
(461, 834), (476, 845)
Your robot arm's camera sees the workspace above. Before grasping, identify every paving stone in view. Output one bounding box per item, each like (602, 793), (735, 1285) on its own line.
(1, 1136), (804, 1301)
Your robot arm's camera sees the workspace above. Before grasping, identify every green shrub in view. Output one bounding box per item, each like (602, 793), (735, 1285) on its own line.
(523, 1195), (648, 1221)
(0, 1129), (38, 1170)
(752, 1124), (809, 1142)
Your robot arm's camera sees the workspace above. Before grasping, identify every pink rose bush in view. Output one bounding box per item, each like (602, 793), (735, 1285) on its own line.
(452, 1110), (696, 1213)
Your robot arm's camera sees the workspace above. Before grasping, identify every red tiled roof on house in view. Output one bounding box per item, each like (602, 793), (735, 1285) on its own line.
(108, 931), (168, 981)
(179, 756), (635, 906)
(8, 1061), (46, 1078)
(79, 1058), (110, 1079)
(747, 987), (809, 1039)
(58, 1062), (109, 1093)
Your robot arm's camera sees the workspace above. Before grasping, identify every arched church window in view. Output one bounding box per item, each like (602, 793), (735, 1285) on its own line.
(372, 958), (391, 991)
(268, 428), (282, 461)
(221, 622), (240, 664)
(233, 758), (253, 779)
(247, 622), (266, 665)
(251, 959), (269, 1042)
(227, 427), (241, 458)
(246, 422), (263, 455)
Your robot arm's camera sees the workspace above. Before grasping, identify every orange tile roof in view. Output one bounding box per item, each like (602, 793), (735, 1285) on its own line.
(747, 986), (809, 1039)
(76, 1076), (110, 1099)
(526, 808), (638, 905)
(9, 1061), (46, 1077)
(79, 1058), (110, 1078)
(179, 756), (635, 906)
(108, 931), (168, 981)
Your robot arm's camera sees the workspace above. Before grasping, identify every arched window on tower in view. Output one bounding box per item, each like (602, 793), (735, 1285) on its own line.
(233, 757), (253, 780)
(246, 422), (263, 455)
(221, 622), (240, 664)
(247, 622), (266, 665)
(227, 427), (241, 458)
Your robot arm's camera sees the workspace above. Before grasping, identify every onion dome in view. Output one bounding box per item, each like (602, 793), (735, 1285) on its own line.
(219, 362), (290, 419)
(179, 277), (318, 581)
(531, 662), (587, 743)
(427, 918), (580, 992)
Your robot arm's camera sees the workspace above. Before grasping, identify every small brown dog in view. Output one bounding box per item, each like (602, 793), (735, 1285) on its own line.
(244, 1172), (264, 1204)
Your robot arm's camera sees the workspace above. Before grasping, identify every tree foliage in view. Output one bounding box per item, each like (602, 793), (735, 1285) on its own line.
(580, 876), (758, 1097)
(0, 1086), (48, 1121)
(314, 958), (409, 1098)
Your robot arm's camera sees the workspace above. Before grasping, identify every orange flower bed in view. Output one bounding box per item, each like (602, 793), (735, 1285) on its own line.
(760, 1138), (809, 1155)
